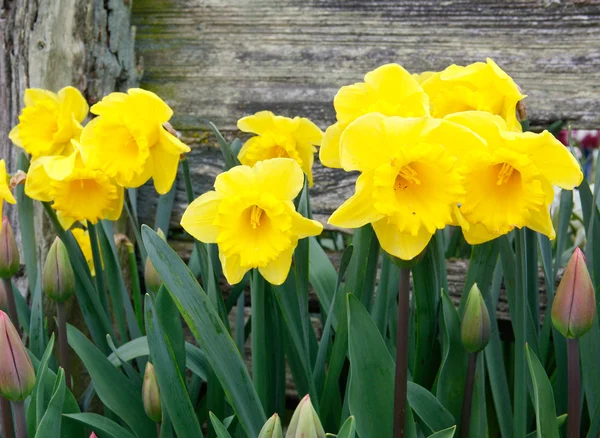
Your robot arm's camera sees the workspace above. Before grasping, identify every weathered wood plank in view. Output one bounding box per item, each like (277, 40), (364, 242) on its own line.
(132, 0), (600, 228)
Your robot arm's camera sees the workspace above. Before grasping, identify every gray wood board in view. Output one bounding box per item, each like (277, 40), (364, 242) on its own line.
(133, 0), (600, 230)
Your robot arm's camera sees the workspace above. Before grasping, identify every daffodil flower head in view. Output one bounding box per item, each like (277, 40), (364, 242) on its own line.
(420, 58), (526, 132)
(329, 113), (480, 260)
(181, 158), (323, 285)
(24, 143), (124, 228)
(79, 88), (190, 194)
(237, 111), (322, 186)
(9, 87), (88, 158)
(0, 160), (16, 232)
(447, 111), (582, 244)
(320, 64), (430, 169)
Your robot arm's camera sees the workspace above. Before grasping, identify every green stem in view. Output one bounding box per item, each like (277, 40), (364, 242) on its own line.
(127, 245), (145, 334)
(124, 194), (147, 262)
(513, 229), (528, 437)
(87, 223), (109, 313)
(393, 267), (411, 438)
(2, 279), (19, 334)
(568, 338), (581, 438)
(251, 270), (268, 410)
(459, 353), (478, 438)
(0, 396), (15, 438)
(57, 302), (71, 390)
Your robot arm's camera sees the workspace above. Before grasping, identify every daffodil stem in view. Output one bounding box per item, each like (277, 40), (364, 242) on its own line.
(127, 246), (145, 334)
(57, 302), (71, 390)
(1, 279), (19, 334)
(87, 223), (108, 313)
(393, 267), (411, 438)
(567, 338), (580, 438)
(459, 352), (478, 438)
(12, 401), (26, 438)
(251, 270), (268, 410)
(0, 396), (15, 438)
(513, 229), (528, 437)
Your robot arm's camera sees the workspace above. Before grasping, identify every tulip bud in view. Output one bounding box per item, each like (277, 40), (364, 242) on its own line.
(142, 362), (162, 422)
(461, 283), (491, 353)
(259, 413), (283, 438)
(552, 248), (596, 339)
(0, 311), (35, 401)
(286, 395), (325, 438)
(144, 229), (165, 293)
(89, 433), (98, 438)
(0, 218), (20, 278)
(42, 237), (75, 302)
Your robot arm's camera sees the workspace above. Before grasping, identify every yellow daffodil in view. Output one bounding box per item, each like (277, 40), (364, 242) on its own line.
(0, 160), (16, 232)
(320, 64), (429, 169)
(9, 87), (88, 158)
(447, 111), (582, 243)
(329, 113), (484, 260)
(181, 158), (323, 285)
(237, 111), (322, 186)
(79, 88), (190, 194)
(420, 59), (525, 132)
(25, 144), (123, 228)
(71, 228), (96, 276)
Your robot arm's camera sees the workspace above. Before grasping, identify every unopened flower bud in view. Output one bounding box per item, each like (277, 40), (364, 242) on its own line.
(286, 395), (325, 438)
(144, 229), (165, 293)
(461, 283), (491, 353)
(552, 248), (596, 339)
(259, 413), (283, 438)
(89, 433), (98, 438)
(43, 237), (75, 302)
(0, 311), (35, 401)
(142, 362), (162, 422)
(0, 218), (20, 278)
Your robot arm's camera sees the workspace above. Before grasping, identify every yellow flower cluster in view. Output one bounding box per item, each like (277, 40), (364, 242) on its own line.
(10, 87), (190, 229)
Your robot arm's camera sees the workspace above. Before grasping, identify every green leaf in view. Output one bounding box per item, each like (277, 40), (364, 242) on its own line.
(67, 324), (155, 438)
(64, 413), (137, 438)
(526, 345), (559, 438)
(34, 368), (66, 438)
(155, 286), (186, 374)
(407, 382), (455, 433)
(34, 335), (55, 428)
(209, 412), (233, 438)
(527, 414), (566, 438)
(427, 426), (456, 438)
(28, 272), (47, 360)
(347, 293), (394, 438)
(336, 416), (356, 438)
(309, 237), (339, 327)
(16, 152), (38, 296)
(145, 295), (204, 438)
(142, 225), (266, 437)
(436, 290), (467, 422)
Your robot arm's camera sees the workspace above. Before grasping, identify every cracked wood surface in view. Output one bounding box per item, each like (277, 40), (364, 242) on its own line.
(133, 0), (600, 231)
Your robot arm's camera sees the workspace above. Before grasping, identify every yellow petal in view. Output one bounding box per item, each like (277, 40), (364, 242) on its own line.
(158, 125), (190, 155)
(505, 130), (583, 190)
(149, 139), (181, 195)
(89, 92), (128, 117)
(43, 151), (77, 181)
(328, 172), (383, 228)
(425, 119), (486, 161)
(24, 89), (58, 107)
(452, 206), (501, 245)
(181, 191), (221, 243)
(8, 125), (22, 147)
(127, 89), (174, 124)
(24, 157), (54, 202)
(334, 82), (374, 124)
(237, 111), (277, 135)
(57, 86), (88, 123)
(0, 160), (15, 205)
(57, 211), (77, 231)
(526, 206), (556, 240)
(294, 118), (323, 145)
(105, 186), (125, 221)
(219, 251), (249, 285)
(319, 122), (344, 169)
(254, 158), (304, 201)
(259, 245), (294, 286)
(339, 113), (387, 171)
(289, 208), (323, 238)
(214, 165), (255, 197)
(372, 218), (432, 260)
(444, 111), (507, 145)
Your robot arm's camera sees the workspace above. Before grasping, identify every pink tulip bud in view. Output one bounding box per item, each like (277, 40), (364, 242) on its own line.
(0, 217), (20, 278)
(0, 311), (35, 401)
(286, 395), (325, 438)
(142, 362), (162, 422)
(552, 248), (596, 339)
(43, 237), (75, 302)
(89, 433), (98, 438)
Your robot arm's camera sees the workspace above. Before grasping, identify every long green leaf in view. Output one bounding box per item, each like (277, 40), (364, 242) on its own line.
(209, 412), (233, 438)
(145, 295), (204, 437)
(34, 335), (55, 428)
(309, 237), (339, 327)
(526, 345), (559, 438)
(427, 426), (456, 438)
(347, 293), (394, 438)
(407, 382), (455, 433)
(64, 413), (137, 438)
(155, 286), (185, 374)
(142, 225), (266, 437)
(35, 369), (66, 438)
(28, 272), (46, 360)
(337, 416), (356, 438)
(67, 324), (155, 437)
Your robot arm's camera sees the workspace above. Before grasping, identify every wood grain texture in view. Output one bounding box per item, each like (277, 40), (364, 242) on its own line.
(132, 0), (600, 229)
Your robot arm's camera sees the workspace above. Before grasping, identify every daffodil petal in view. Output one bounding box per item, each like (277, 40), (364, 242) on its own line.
(333, 82), (373, 124)
(444, 111), (507, 144)
(372, 218), (432, 260)
(328, 172), (384, 228)
(43, 152), (77, 181)
(295, 118), (323, 145)
(105, 186), (125, 221)
(339, 113), (388, 171)
(57, 86), (89, 123)
(150, 140), (181, 195)
(319, 122), (344, 169)
(214, 165), (255, 197)
(237, 111), (277, 135)
(0, 161), (15, 205)
(181, 191), (221, 243)
(24, 157), (54, 202)
(219, 252), (249, 285)
(254, 158), (305, 200)
(290, 209), (323, 239)
(24, 89), (58, 107)
(526, 207), (556, 240)
(426, 119), (487, 161)
(158, 125), (190, 155)
(259, 245), (294, 286)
